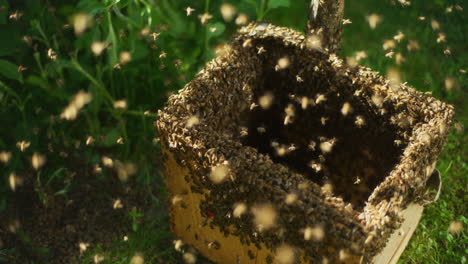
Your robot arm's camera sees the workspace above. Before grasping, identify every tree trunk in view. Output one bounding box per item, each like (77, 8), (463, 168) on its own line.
(307, 0), (345, 53)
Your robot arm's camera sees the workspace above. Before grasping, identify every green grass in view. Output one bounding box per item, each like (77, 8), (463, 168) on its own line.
(0, 0), (466, 263)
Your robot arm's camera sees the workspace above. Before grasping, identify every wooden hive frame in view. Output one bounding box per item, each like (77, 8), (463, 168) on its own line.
(156, 1), (454, 263)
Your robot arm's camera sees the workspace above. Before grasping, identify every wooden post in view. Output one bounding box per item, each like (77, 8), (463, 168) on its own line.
(307, 0), (345, 53)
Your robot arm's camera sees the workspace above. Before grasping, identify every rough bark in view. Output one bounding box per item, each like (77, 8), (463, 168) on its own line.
(307, 0), (345, 53)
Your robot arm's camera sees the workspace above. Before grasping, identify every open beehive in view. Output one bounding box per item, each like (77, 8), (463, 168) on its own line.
(156, 20), (454, 264)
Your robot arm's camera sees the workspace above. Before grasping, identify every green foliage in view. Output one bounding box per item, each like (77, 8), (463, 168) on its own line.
(0, 59), (22, 81)
(267, 0), (291, 9)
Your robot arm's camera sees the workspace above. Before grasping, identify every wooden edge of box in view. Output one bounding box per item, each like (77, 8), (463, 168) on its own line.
(163, 147), (423, 264)
(370, 203), (424, 264)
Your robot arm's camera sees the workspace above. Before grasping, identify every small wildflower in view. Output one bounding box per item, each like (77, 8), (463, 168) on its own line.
(159, 52), (167, 59)
(418, 16), (426, 21)
(116, 137), (124, 144)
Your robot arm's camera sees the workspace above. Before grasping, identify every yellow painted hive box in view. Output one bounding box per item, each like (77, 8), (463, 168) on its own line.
(156, 23), (454, 264)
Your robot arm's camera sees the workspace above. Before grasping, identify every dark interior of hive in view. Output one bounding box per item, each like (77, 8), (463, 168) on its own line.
(237, 38), (406, 209)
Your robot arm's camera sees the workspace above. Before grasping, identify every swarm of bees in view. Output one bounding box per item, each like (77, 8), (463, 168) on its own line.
(156, 22), (454, 263)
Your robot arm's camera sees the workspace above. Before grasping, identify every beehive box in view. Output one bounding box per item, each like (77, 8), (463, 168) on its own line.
(156, 23), (454, 263)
